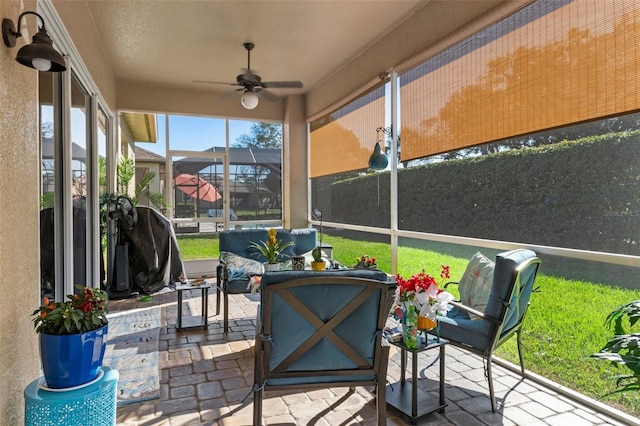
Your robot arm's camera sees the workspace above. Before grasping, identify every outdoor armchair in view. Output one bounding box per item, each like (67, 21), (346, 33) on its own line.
(437, 248), (541, 412)
(252, 270), (396, 425)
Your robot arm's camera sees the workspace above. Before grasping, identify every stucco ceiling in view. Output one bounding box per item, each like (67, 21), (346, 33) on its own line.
(83, 0), (506, 102)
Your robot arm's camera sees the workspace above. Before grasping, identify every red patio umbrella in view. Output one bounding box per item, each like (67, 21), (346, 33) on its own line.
(174, 174), (221, 202)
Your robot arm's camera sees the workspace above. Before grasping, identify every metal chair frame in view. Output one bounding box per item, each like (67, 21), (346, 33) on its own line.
(442, 255), (541, 412)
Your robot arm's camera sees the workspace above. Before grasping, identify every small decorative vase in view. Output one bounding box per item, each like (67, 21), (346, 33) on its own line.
(263, 262), (281, 272)
(311, 260), (326, 271)
(39, 324), (108, 388)
(418, 315), (437, 331)
(291, 256), (305, 271)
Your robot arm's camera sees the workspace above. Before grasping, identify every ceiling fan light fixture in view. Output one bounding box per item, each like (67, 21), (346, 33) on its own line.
(194, 43), (302, 105)
(241, 90), (259, 109)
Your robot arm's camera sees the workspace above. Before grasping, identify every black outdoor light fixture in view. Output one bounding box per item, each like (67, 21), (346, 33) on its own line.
(2, 11), (66, 72)
(369, 126), (391, 170)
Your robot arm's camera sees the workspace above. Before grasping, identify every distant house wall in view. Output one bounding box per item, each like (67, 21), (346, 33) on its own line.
(135, 160), (162, 207)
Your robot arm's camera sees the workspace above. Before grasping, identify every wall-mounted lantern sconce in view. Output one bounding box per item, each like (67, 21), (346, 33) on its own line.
(2, 11), (66, 72)
(369, 126), (391, 170)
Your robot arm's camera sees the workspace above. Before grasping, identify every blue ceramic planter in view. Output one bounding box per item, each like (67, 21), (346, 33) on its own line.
(39, 324), (108, 389)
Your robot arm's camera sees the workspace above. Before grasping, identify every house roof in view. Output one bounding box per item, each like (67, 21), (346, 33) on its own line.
(134, 146), (165, 162)
(174, 147), (281, 175)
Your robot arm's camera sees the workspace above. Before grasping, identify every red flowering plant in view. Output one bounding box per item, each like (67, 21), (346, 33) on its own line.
(32, 286), (109, 335)
(394, 265), (453, 329)
(354, 255), (377, 269)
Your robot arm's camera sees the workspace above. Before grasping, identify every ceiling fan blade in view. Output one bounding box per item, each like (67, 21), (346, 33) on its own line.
(193, 80), (240, 87)
(262, 81), (303, 89)
(255, 88), (279, 102)
(219, 88), (243, 100)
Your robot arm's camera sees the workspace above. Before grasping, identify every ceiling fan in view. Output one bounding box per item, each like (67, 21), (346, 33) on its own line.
(194, 42), (303, 109)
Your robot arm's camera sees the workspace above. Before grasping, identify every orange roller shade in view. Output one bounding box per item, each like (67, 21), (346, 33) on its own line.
(310, 87), (385, 178)
(401, 0), (640, 161)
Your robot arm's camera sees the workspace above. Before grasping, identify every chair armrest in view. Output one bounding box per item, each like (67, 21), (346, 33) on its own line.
(448, 300), (502, 325)
(443, 281), (459, 289)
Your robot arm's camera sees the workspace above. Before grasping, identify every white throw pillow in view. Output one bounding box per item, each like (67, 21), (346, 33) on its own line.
(220, 251), (264, 280)
(458, 252), (495, 319)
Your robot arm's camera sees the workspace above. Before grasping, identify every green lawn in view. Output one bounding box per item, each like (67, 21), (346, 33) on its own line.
(176, 232), (640, 417)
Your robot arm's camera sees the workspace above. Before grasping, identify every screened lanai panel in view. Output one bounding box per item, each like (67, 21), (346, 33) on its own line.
(400, 0), (640, 161)
(310, 86), (385, 178)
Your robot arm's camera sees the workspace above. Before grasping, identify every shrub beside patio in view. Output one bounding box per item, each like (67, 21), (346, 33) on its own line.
(176, 232), (640, 417)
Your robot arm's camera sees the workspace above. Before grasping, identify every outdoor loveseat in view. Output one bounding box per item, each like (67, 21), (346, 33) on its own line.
(216, 228), (318, 333)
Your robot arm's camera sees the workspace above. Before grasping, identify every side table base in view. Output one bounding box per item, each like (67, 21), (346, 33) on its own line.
(386, 381), (447, 424)
(385, 334), (448, 425)
(176, 283), (211, 331)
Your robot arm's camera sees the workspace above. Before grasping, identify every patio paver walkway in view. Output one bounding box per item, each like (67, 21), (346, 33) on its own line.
(109, 286), (639, 426)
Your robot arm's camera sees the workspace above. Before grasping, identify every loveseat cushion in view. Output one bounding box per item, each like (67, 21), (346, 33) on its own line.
(219, 229), (269, 259)
(276, 228), (317, 257)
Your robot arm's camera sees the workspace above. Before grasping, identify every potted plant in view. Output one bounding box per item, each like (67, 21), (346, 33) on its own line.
(354, 255), (378, 269)
(249, 228), (294, 272)
(311, 212), (326, 271)
(590, 299), (640, 396)
(32, 286), (109, 389)
(311, 246), (326, 271)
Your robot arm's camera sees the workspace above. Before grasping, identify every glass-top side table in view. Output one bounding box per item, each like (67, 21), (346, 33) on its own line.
(386, 333), (448, 424)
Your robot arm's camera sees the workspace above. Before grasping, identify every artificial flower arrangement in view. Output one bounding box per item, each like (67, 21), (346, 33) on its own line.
(354, 255), (377, 269)
(32, 286), (109, 335)
(249, 228), (294, 264)
(393, 265), (453, 348)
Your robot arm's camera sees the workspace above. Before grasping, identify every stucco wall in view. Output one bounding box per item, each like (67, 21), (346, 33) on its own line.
(51, 0), (117, 109)
(0, 1), (43, 424)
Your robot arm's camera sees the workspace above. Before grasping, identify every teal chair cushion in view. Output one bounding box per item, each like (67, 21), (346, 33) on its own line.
(259, 270), (392, 385)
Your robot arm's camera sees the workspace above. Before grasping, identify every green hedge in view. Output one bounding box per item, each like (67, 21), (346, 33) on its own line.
(331, 131), (640, 256)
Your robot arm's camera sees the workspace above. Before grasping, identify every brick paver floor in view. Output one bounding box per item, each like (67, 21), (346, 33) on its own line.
(108, 286), (639, 426)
